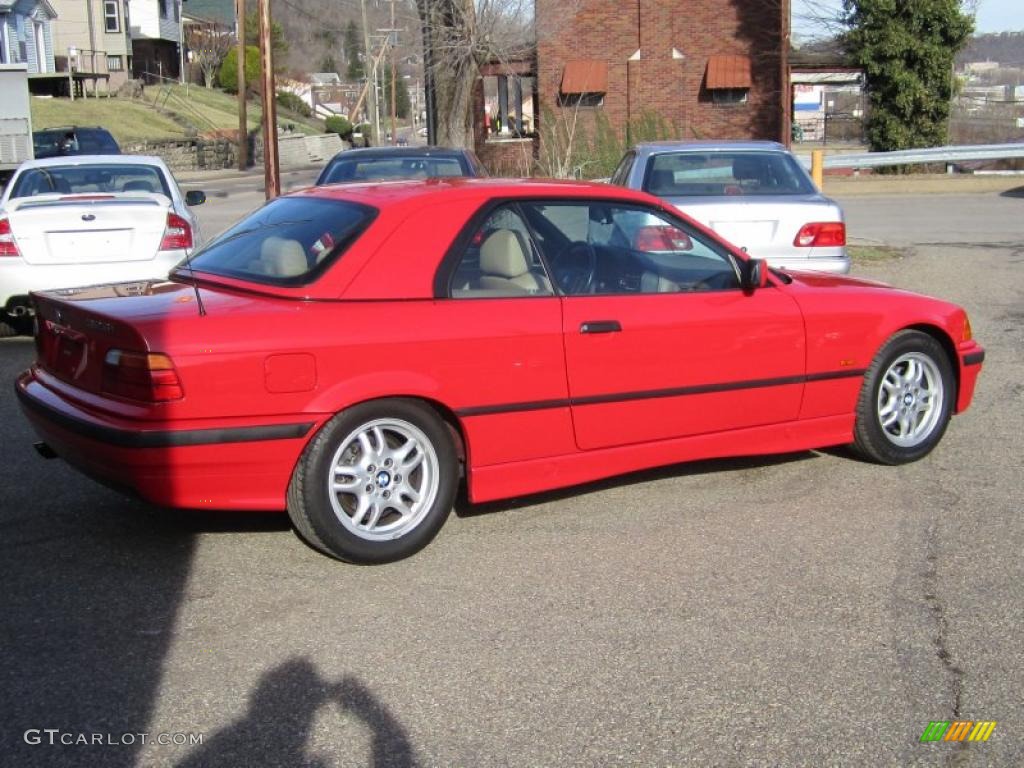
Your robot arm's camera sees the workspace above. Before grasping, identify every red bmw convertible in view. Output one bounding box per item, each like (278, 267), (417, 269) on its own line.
(17, 180), (984, 563)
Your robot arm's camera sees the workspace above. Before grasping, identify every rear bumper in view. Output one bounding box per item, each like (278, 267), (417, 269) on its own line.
(0, 251), (184, 308)
(768, 254), (851, 274)
(16, 369), (318, 511)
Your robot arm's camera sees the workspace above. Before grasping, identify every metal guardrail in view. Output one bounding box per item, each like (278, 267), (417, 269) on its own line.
(799, 143), (1024, 171)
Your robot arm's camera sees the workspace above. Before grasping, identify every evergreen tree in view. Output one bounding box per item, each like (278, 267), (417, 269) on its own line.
(843, 0), (973, 151)
(345, 20), (364, 81)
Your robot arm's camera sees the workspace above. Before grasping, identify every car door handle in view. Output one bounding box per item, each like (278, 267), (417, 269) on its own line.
(580, 320), (622, 334)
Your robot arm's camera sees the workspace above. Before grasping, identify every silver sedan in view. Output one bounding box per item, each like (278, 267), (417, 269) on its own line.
(610, 141), (850, 273)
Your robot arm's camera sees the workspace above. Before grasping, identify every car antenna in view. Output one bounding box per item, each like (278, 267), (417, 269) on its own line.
(182, 246), (206, 316)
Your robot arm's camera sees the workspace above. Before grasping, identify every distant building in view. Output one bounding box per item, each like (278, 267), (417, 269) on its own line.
(130, 0), (182, 83)
(49, 0), (132, 90)
(0, 0), (57, 74)
(473, 0), (790, 174)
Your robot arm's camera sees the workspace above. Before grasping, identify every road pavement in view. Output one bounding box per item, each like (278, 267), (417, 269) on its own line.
(1, 187), (1020, 767)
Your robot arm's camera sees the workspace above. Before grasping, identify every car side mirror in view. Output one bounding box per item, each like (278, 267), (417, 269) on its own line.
(185, 190), (206, 206)
(741, 258), (769, 292)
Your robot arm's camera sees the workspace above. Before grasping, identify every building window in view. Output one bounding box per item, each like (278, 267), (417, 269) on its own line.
(711, 88), (748, 105)
(107, 54), (123, 71)
(158, 0), (168, 18)
(483, 74), (536, 138)
(559, 59), (608, 109)
(104, 1), (121, 33)
(705, 55), (752, 107)
(33, 20), (47, 73)
(556, 93), (605, 108)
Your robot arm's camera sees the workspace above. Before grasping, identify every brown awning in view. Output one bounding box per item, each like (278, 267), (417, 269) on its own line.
(560, 60), (608, 94)
(705, 55), (752, 89)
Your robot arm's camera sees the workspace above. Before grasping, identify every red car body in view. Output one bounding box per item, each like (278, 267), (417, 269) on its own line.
(17, 180), (984, 516)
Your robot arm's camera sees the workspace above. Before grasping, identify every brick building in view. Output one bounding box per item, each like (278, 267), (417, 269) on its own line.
(475, 0), (790, 175)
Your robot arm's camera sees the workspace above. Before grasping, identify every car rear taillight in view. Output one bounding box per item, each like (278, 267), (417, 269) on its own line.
(102, 349), (184, 402)
(0, 216), (21, 257)
(159, 213), (193, 251)
(633, 225), (693, 253)
(793, 222), (846, 248)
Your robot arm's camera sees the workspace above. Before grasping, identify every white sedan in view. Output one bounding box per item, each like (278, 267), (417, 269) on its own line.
(0, 155), (206, 334)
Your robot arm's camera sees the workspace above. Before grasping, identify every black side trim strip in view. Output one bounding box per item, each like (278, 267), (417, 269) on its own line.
(962, 350), (985, 367)
(17, 384), (314, 448)
(455, 368), (867, 418)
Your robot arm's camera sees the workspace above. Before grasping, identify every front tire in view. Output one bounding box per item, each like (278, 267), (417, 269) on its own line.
(852, 330), (955, 464)
(287, 399), (458, 564)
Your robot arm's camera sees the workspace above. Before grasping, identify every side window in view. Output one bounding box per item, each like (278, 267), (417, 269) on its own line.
(449, 205), (555, 298)
(520, 201), (741, 296)
(609, 152), (635, 187)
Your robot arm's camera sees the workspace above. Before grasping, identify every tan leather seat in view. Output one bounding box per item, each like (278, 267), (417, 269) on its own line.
(249, 236), (308, 277)
(477, 230), (551, 294)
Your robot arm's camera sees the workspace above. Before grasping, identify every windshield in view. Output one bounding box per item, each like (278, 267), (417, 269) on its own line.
(643, 151), (817, 197)
(184, 196), (376, 286)
(9, 164), (171, 198)
(318, 154), (470, 184)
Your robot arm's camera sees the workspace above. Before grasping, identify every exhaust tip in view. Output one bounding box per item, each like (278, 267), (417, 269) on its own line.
(33, 441), (58, 459)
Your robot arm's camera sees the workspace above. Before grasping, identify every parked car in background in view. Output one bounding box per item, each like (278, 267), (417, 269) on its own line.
(611, 141), (850, 273)
(316, 146), (487, 185)
(0, 155), (205, 335)
(33, 126), (121, 159)
(17, 179), (983, 564)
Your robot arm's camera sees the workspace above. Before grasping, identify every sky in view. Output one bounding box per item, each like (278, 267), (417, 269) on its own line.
(792, 0), (1023, 39)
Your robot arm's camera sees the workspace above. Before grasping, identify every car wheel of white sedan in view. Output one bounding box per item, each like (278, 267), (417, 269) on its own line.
(852, 330), (955, 464)
(287, 399), (458, 563)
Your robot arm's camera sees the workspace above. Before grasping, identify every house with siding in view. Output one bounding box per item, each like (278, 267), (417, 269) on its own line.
(0, 0), (57, 74)
(49, 1), (133, 89)
(130, 0), (182, 82)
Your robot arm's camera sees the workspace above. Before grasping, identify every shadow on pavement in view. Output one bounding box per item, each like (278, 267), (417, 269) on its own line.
(455, 450), (820, 518)
(174, 660), (418, 768)
(2, 341), (197, 768)
(999, 185), (1024, 198)
(1, 340), (289, 766)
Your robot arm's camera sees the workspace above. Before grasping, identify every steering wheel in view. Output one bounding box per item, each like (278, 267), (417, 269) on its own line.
(552, 241), (597, 295)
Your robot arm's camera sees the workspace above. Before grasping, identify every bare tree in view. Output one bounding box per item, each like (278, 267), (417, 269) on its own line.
(416, 0), (534, 148)
(187, 22), (235, 88)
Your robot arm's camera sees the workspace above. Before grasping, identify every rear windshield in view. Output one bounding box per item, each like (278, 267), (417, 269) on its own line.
(643, 151), (816, 197)
(185, 196), (376, 286)
(34, 129), (120, 159)
(9, 164), (170, 198)
(319, 155), (470, 184)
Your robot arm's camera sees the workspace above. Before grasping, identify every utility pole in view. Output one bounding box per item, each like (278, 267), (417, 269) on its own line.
(419, 0), (436, 145)
(258, 0), (279, 199)
(389, 0), (397, 145)
(360, 0), (378, 145)
(178, 0), (185, 84)
(236, 0), (247, 170)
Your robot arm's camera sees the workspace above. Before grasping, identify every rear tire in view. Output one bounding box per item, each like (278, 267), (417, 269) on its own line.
(287, 399), (458, 564)
(1, 315), (32, 337)
(852, 330), (955, 464)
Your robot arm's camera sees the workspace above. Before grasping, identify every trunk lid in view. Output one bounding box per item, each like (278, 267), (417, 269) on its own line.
(7, 193), (171, 266)
(665, 194), (843, 260)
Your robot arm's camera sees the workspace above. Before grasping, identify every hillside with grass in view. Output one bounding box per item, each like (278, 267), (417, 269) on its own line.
(31, 85), (323, 146)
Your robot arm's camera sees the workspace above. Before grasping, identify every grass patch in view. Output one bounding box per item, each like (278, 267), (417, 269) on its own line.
(156, 85), (324, 136)
(31, 85), (325, 147)
(31, 96), (187, 143)
(849, 244), (908, 264)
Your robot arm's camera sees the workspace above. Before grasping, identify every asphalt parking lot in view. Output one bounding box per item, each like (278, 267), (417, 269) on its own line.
(1, 183), (1021, 767)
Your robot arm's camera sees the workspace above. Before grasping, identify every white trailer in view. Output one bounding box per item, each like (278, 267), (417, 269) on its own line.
(0, 64), (34, 188)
